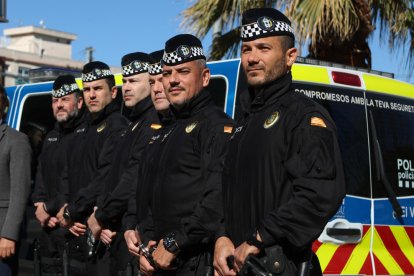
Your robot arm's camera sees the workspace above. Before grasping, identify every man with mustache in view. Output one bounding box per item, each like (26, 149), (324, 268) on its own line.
(32, 75), (85, 275)
(138, 35), (234, 276)
(56, 61), (129, 275)
(213, 8), (345, 276)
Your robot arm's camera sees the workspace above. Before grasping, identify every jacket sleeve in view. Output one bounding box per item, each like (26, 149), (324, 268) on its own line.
(1, 133), (32, 241)
(69, 122), (125, 222)
(173, 119), (233, 251)
(257, 111), (346, 249)
(95, 126), (153, 228)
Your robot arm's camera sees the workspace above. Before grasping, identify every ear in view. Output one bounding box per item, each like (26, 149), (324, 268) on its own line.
(286, 47), (298, 68)
(111, 86), (118, 99)
(202, 67), (211, 88)
(77, 96), (83, 110)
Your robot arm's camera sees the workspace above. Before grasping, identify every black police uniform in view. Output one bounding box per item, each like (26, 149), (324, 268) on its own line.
(88, 96), (159, 274)
(32, 110), (86, 275)
(222, 72), (346, 271)
(123, 112), (174, 234)
(61, 100), (128, 276)
(139, 90), (234, 275)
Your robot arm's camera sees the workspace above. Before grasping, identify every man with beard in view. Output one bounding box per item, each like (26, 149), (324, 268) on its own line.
(56, 61), (129, 275)
(213, 8), (345, 276)
(32, 75), (85, 275)
(138, 35), (234, 276)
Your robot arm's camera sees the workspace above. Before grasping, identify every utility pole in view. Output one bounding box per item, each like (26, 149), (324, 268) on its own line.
(85, 47), (95, 63)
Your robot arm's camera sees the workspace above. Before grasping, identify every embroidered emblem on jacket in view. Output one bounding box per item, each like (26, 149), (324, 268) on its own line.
(97, 122), (106, 132)
(185, 121), (198, 133)
(263, 111), (280, 129)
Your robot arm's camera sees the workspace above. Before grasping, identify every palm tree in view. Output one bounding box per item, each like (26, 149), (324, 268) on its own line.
(181, 0), (414, 70)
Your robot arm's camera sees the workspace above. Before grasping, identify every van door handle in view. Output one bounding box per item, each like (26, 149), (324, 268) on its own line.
(326, 227), (361, 237)
(318, 218), (363, 244)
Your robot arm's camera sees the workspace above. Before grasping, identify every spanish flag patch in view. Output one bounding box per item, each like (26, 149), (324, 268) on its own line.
(310, 117), (327, 128)
(150, 124), (162, 130)
(224, 125), (233, 133)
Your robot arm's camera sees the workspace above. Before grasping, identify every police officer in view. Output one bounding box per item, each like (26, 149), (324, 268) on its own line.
(32, 75), (85, 275)
(56, 61), (128, 275)
(84, 52), (160, 275)
(138, 35), (234, 276)
(123, 49), (170, 258)
(213, 8), (346, 276)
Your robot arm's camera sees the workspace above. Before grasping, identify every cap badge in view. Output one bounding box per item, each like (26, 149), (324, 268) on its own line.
(258, 16), (275, 31)
(63, 84), (70, 92)
(97, 122), (106, 133)
(185, 121), (198, 133)
(177, 45), (191, 58)
(132, 61), (142, 70)
(263, 111), (280, 129)
(93, 68), (102, 78)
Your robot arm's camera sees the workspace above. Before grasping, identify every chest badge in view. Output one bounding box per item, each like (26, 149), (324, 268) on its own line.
(263, 111), (280, 129)
(185, 121), (198, 133)
(97, 122), (106, 133)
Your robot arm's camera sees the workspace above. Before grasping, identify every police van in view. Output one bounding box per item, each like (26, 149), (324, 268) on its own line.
(5, 58), (414, 275)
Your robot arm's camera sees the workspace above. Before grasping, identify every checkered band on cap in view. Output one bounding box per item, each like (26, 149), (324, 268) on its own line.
(163, 45), (204, 66)
(122, 60), (149, 77)
(149, 62), (162, 75)
(52, 83), (79, 98)
(82, 68), (113, 82)
(241, 17), (294, 40)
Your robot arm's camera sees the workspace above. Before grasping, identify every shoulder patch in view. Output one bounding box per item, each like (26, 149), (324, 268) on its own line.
(224, 125), (233, 133)
(310, 117), (327, 128)
(150, 123), (162, 130)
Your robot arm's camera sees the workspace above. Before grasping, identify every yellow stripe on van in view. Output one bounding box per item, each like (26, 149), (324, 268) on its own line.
(390, 226), (414, 268)
(292, 64), (330, 84)
(75, 74), (123, 89)
(372, 227), (404, 274)
(315, 243), (339, 271)
(341, 228), (371, 274)
(363, 74), (414, 97)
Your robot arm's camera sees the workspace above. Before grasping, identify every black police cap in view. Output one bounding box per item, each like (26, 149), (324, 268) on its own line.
(52, 75), (80, 98)
(149, 50), (164, 75)
(162, 34), (205, 66)
(82, 61), (113, 82)
(121, 52), (150, 77)
(241, 8), (295, 41)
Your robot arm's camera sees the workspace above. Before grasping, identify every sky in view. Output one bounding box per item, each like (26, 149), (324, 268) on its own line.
(1, 0), (413, 84)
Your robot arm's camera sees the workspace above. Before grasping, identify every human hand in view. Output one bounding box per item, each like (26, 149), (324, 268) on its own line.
(213, 236), (237, 276)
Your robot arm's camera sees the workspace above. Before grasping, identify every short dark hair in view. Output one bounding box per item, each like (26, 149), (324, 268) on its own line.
(104, 75), (116, 90)
(280, 36), (295, 53)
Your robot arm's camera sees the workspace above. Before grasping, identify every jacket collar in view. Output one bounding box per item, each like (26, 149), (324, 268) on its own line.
(170, 89), (212, 119)
(88, 100), (120, 125)
(240, 72), (292, 113)
(128, 96), (153, 122)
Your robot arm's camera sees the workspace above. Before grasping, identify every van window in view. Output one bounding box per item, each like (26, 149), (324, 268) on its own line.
(366, 92), (414, 198)
(293, 83), (371, 198)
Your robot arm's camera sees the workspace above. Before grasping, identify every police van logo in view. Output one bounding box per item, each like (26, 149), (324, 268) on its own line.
(177, 45), (191, 58)
(132, 61), (142, 70)
(93, 68), (102, 77)
(97, 122), (106, 132)
(264, 111), (280, 129)
(257, 16), (274, 31)
(185, 121), (198, 133)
